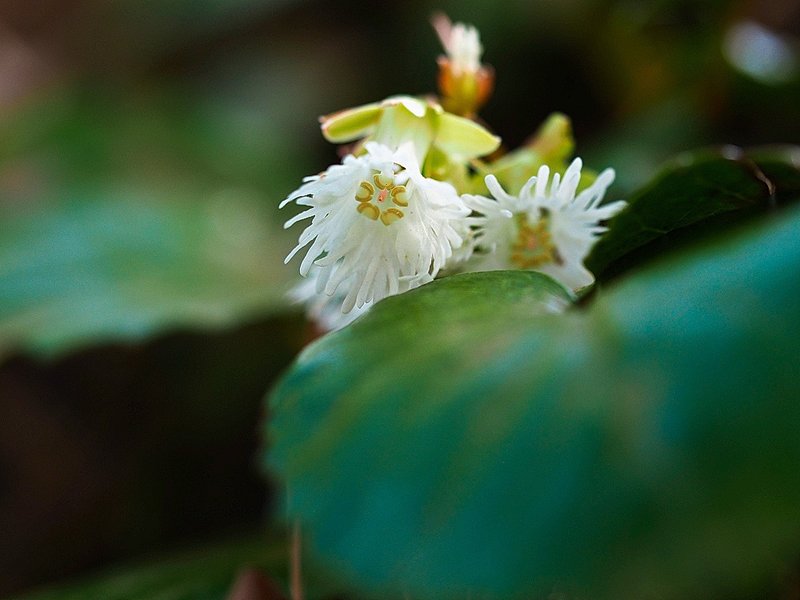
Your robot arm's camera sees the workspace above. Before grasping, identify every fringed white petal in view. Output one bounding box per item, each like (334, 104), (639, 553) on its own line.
(462, 158), (626, 292)
(281, 142), (469, 323)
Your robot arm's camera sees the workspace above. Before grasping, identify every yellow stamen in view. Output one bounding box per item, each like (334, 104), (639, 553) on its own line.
(357, 203), (380, 220)
(380, 208), (404, 225)
(374, 173), (393, 189)
(510, 214), (557, 268)
(391, 186), (409, 206)
(355, 181), (374, 202)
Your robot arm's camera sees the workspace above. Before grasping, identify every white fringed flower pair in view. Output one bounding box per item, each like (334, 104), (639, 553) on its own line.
(282, 142), (626, 329)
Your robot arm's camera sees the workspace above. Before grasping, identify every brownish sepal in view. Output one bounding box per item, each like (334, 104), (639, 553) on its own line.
(437, 57), (495, 118)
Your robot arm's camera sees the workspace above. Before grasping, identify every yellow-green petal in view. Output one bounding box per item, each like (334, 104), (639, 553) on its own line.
(320, 102), (383, 143)
(434, 112), (500, 160)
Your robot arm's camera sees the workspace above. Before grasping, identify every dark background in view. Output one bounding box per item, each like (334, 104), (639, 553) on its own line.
(0, 0), (798, 596)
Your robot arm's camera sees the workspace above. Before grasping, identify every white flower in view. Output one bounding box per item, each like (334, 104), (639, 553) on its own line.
(464, 158), (626, 291)
(433, 13), (483, 75)
(282, 142), (469, 314)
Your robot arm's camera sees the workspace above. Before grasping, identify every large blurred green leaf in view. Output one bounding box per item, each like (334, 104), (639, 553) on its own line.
(12, 534), (284, 600)
(0, 186), (296, 359)
(586, 145), (800, 282)
(0, 76), (325, 359)
(266, 198), (800, 599)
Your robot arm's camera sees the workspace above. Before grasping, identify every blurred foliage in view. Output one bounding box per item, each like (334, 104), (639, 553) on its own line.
(0, 184), (293, 357)
(10, 533), (287, 600)
(0, 0), (799, 597)
(0, 314), (303, 596)
(0, 69), (316, 358)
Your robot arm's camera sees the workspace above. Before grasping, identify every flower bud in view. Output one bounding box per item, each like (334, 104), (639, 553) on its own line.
(432, 13), (495, 117)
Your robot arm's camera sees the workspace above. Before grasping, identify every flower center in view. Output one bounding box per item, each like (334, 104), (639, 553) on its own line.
(510, 212), (560, 269)
(354, 170), (409, 226)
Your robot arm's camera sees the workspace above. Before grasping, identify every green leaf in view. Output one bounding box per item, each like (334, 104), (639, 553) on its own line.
(11, 534), (285, 600)
(0, 82), (316, 360)
(586, 145), (800, 282)
(0, 187), (296, 359)
(265, 204), (800, 599)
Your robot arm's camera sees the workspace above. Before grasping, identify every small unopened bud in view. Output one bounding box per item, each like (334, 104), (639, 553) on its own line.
(432, 13), (495, 118)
